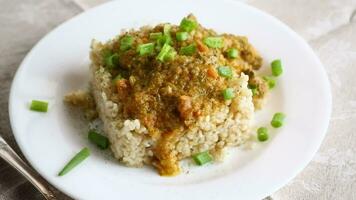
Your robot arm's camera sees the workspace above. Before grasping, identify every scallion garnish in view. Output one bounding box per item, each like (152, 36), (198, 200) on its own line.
(217, 66), (232, 78)
(156, 43), (172, 61)
(150, 32), (162, 40)
(203, 37), (223, 48)
(137, 43), (155, 56)
(176, 32), (189, 41)
(120, 35), (134, 51)
(88, 130), (109, 149)
(271, 59), (283, 76)
(179, 18), (197, 32)
(263, 76), (276, 89)
(192, 151), (212, 165)
(30, 100), (48, 112)
(257, 127), (269, 142)
(222, 88), (235, 100)
(227, 48), (239, 59)
(58, 147), (90, 176)
(271, 112), (286, 128)
(105, 53), (119, 68)
(179, 44), (196, 56)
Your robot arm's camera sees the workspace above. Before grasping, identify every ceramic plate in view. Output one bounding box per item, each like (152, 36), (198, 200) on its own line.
(9, 0), (332, 199)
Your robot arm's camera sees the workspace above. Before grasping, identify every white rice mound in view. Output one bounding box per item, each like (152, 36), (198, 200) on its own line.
(90, 40), (254, 168)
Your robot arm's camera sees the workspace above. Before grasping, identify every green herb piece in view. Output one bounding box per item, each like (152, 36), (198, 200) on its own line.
(217, 66), (232, 78)
(157, 43), (172, 62)
(88, 130), (109, 149)
(120, 36), (134, 51)
(58, 147), (90, 176)
(257, 127), (269, 142)
(263, 76), (276, 89)
(227, 48), (239, 58)
(192, 151), (213, 165)
(176, 32), (189, 41)
(203, 37), (223, 48)
(179, 44), (196, 56)
(179, 18), (198, 32)
(137, 43), (155, 56)
(271, 112), (286, 128)
(30, 100), (48, 112)
(271, 59), (283, 76)
(150, 32), (162, 40)
(222, 88), (235, 100)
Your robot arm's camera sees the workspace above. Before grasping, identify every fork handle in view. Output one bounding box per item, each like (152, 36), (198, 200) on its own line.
(0, 139), (56, 200)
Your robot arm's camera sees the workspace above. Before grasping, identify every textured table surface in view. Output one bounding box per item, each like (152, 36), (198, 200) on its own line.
(0, 0), (356, 199)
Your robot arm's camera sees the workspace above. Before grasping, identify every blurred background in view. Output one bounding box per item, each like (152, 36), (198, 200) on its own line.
(0, 0), (355, 199)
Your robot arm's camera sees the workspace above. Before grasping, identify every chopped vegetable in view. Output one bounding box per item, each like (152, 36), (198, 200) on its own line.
(30, 100), (48, 112)
(248, 84), (258, 96)
(271, 112), (286, 128)
(163, 24), (171, 35)
(157, 34), (173, 46)
(217, 66), (232, 78)
(227, 48), (239, 59)
(271, 59), (283, 76)
(137, 43), (155, 56)
(112, 74), (123, 84)
(58, 147), (90, 176)
(263, 76), (276, 89)
(164, 48), (177, 61)
(88, 130), (109, 149)
(192, 151), (212, 165)
(257, 127), (269, 142)
(120, 36), (134, 51)
(179, 18), (197, 32)
(157, 43), (172, 61)
(203, 37), (223, 48)
(179, 44), (196, 56)
(105, 53), (119, 68)
(150, 32), (162, 40)
(222, 88), (235, 100)
(176, 32), (189, 41)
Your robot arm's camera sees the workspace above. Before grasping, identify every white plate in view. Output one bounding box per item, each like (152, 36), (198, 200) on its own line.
(9, 0), (332, 199)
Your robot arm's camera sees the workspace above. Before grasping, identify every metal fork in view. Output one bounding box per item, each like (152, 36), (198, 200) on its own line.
(0, 136), (56, 200)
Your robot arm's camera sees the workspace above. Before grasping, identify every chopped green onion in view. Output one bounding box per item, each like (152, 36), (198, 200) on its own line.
(192, 151), (212, 165)
(30, 100), (48, 112)
(105, 53), (119, 68)
(179, 44), (196, 56)
(248, 84), (258, 96)
(179, 18), (197, 32)
(222, 88), (235, 100)
(120, 36), (134, 51)
(157, 34), (173, 46)
(217, 66), (232, 78)
(58, 147), (90, 176)
(203, 37), (223, 48)
(112, 74), (123, 84)
(271, 59), (283, 76)
(157, 43), (172, 61)
(257, 127), (269, 142)
(176, 32), (189, 41)
(227, 48), (239, 59)
(263, 76), (276, 89)
(164, 48), (177, 61)
(163, 24), (171, 35)
(271, 112), (286, 128)
(150, 32), (162, 40)
(88, 130), (109, 149)
(137, 43), (155, 56)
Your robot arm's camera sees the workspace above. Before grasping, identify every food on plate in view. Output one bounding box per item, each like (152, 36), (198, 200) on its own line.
(58, 147), (90, 176)
(271, 112), (286, 128)
(30, 100), (48, 112)
(65, 14), (272, 176)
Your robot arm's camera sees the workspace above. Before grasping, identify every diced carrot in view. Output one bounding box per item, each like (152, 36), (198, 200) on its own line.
(207, 67), (218, 78)
(196, 40), (208, 52)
